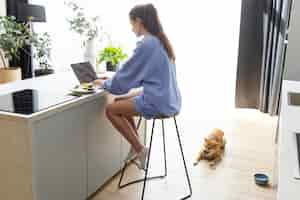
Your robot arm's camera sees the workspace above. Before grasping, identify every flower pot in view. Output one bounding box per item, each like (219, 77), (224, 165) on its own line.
(106, 61), (118, 72)
(0, 67), (22, 84)
(83, 38), (96, 70)
(34, 68), (55, 77)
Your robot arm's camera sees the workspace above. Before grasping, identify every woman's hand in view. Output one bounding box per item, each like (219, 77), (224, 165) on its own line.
(97, 74), (109, 80)
(93, 79), (106, 88)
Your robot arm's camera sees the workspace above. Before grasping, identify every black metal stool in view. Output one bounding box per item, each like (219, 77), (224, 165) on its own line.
(118, 115), (192, 200)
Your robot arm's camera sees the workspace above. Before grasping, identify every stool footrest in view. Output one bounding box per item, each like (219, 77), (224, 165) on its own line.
(119, 174), (167, 189)
(180, 194), (192, 200)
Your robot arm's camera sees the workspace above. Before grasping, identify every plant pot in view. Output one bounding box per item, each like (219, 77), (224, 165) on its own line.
(34, 68), (55, 77)
(106, 61), (118, 72)
(0, 67), (22, 84)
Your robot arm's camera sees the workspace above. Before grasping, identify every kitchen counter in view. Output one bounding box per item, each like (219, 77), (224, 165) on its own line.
(0, 71), (107, 121)
(278, 80), (300, 200)
(0, 71), (146, 200)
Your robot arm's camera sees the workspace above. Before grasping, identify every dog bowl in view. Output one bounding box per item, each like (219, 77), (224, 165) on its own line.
(254, 173), (269, 186)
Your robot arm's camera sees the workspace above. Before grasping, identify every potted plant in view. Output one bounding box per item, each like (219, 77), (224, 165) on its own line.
(0, 16), (31, 84)
(97, 46), (128, 71)
(65, 1), (103, 68)
(31, 32), (54, 77)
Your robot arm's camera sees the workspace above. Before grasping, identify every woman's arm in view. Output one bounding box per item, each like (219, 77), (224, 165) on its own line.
(103, 38), (156, 95)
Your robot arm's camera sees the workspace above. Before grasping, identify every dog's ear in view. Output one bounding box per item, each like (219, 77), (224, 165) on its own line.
(206, 139), (219, 146)
(204, 138), (211, 144)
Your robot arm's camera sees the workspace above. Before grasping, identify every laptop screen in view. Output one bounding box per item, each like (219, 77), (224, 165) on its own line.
(71, 62), (98, 84)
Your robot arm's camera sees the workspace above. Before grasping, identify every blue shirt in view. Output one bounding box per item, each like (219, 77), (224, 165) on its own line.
(103, 35), (181, 119)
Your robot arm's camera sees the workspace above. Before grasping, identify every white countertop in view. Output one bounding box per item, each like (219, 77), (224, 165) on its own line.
(278, 80), (300, 200)
(0, 70), (107, 122)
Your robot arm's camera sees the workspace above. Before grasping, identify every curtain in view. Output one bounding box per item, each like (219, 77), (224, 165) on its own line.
(235, 0), (292, 116)
(235, 0), (265, 109)
(6, 0), (33, 79)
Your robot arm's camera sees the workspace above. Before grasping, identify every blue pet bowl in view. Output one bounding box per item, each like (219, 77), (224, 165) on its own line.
(254, 173), (269, 186)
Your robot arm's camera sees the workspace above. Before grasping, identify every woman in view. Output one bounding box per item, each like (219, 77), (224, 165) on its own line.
(94, 3), (181, 170)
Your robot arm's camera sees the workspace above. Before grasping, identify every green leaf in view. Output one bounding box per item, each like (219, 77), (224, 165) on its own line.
(97, 45), (128, 65)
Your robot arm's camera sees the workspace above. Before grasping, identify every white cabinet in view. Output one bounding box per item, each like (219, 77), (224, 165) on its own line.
(278, 81), (300, 200)
(31, 105), (88, 200)
(86, 96), (121, 196)
(31, 96), (146, 199)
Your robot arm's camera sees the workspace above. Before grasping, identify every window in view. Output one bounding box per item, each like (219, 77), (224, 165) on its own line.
(29, 0), (146, 71)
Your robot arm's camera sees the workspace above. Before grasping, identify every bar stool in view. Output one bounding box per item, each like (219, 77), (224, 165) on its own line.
(118, 114), (193, 200)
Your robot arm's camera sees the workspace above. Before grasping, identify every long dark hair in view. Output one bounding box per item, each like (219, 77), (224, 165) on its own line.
(129, 4), (176, 61)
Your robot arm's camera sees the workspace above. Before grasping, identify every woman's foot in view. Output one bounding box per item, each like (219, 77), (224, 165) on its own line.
(124, 146), (137, 163)
(135, 147), (149, 171)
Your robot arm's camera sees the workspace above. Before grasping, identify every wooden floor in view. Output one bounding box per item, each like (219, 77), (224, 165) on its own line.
(92, 109), (278, 200)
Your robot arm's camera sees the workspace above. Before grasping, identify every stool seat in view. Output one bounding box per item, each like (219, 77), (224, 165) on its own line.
(152, 113), (179, 119)
(144, 113), (179, 120)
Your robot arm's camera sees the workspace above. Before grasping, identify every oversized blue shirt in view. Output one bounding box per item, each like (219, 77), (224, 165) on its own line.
(103, 35), (181, 119)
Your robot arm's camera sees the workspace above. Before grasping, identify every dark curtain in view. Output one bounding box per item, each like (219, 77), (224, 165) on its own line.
(235, 0), (265, 109)
(235, 0), (292, 116)
(6, 0), (33, 79)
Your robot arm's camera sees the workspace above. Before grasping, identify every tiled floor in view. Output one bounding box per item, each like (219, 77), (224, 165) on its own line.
(92, 109), (278, 200)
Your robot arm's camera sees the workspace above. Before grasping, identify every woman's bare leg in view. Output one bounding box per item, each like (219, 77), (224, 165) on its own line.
(114, 99), (139, 136)
(106, 99), (144, 153)
(125, 116), (139, 136)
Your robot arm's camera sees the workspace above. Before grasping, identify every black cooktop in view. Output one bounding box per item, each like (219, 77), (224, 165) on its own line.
(0, 89), (77, 115)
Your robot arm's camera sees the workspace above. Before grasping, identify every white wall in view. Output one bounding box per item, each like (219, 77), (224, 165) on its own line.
(0, 0), (6, 16)
(285, 0), (300, 81)
(28, 0), (153, 71)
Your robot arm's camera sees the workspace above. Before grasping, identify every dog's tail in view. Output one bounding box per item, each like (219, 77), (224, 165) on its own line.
(193, 151), (203, 166)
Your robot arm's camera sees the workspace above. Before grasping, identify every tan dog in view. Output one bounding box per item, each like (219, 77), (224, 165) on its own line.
(194, 128), (226, 168)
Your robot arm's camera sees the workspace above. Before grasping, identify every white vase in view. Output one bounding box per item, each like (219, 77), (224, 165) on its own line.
(83, 38), (96, 70)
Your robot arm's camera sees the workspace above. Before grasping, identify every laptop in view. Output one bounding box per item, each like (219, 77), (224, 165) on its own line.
(71, 62), (98, 84)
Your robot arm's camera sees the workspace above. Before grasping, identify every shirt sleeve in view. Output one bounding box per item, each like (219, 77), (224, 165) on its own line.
(103, 38), (155, 95)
